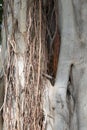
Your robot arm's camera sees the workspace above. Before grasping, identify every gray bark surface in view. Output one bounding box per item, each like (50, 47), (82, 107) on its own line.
(44, 0), (87, 130)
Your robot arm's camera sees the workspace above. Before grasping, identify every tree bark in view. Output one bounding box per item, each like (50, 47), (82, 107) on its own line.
(43, 0), (87, 130)
(1, 0), (87, 130)
(53, 0), (87, 130)
(2, 0), (47, 130)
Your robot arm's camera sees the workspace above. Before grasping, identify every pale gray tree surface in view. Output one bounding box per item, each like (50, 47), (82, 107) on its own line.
(0, 0), (87, 130)
(44, 0), (87, 130)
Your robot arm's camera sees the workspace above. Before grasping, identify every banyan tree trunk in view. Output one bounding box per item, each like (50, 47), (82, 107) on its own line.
(2, 0), (87, 130)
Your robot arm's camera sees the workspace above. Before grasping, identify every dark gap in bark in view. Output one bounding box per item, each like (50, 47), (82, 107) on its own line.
(45, 0), (61, 85)
(66, 64), (75, 128)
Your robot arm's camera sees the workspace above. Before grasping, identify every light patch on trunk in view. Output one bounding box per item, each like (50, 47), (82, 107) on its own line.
(17, 56), (24, 88)
(43, 80), (55, 130)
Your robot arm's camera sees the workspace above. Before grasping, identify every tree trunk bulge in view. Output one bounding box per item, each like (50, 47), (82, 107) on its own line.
(53, 0), (87, 130)
(44, 0), (87, 130)
(1, 0), (87, 130)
